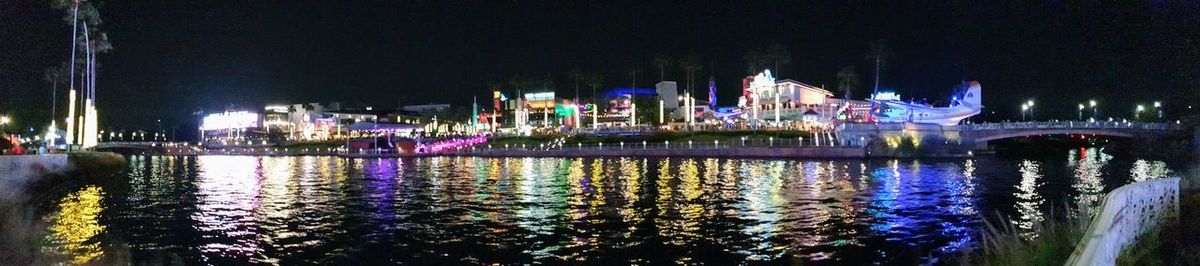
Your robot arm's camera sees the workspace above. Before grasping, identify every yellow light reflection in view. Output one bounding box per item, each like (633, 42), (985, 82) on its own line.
(42, 185), (106, 265)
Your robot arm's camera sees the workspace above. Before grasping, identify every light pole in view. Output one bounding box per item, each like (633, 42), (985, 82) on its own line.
(658, 99), (664, 124)
(1089, 100), (1097, 119)
(1026, 100), (1035, 121)
(1078, 104), (1084, 121)
(1154, 101), (1162, 120)
(1021, 103), (1029, 121)
(1136, 105), (1145, 120)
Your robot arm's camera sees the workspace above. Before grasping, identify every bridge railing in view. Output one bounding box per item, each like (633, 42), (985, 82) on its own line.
(1066, 177), (1180, 266)
(959, 121), (1179, 131)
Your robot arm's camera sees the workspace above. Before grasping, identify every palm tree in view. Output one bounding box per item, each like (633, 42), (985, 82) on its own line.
(653, 54), (672, 81)
(866, 39), (889, 104)
(744, 49), (766, 74)
(836, 66), (861, 101)
(586, 71), (603, 103)
(679, 56), (702, 95)
(43, 63), (69, 124)
(51, 0), (110, 148)
(539, 74), (556, 92)
(508, 74), (532, 99)
(764, 44), (791, 74)
(567, 68), (584, 102)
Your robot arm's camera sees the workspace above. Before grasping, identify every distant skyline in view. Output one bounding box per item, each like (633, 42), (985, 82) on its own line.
(2, 1), (1198, 129)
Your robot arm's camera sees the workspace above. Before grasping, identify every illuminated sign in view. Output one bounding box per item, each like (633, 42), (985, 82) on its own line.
(264, 105), (289, 113)
(525, 92), (554, 101)
(201, 111), (260, 130)
(873, 91), (901, 101)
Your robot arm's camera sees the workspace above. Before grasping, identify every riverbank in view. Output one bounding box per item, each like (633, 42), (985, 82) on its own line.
(154, 145), (980, 159)
(405, 146), (866, 159)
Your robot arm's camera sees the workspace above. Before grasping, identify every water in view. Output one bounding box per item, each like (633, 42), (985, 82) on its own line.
(36, 147), (1175, 264)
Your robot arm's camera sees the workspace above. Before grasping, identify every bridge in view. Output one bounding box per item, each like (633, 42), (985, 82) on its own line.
(958, 121), (1178, 143)
(94, 141), (190, 153)
(837, 121), (1184, 151)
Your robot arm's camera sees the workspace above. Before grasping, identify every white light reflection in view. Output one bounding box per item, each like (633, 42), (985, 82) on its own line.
(192, 156), (264, 260)
(1014, 160), (1044, 239)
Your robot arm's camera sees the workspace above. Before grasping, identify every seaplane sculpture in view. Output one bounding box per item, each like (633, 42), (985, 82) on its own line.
(871, 81), (983, 126)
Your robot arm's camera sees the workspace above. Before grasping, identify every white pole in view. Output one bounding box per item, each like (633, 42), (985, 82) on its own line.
(774, 84), (781, 125)
(629, 103), (636, 126)
(658, 99), (664, 124)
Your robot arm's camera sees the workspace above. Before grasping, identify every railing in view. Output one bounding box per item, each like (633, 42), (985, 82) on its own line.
(959, 121), (1179, 131)
(96, 141), (190, 147)
(1067, 177), (1180, 266)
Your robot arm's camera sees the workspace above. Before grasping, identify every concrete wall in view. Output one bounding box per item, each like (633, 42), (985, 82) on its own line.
(0, 154), (70, 178)
(0, 155), (71, 202)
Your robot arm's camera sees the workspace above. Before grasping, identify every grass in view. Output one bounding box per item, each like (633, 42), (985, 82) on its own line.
(959, 206), (1092, 266)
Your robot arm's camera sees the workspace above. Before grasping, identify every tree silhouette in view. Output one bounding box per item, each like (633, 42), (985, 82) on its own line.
(866, 39), (889, 102)
(567, 68), (584, 102)
(743, 49), (767, 74)
(764, 44), (791, 74)
(679, 56), (702, 95)
(837, 66), (861, 101)
(653, 54), (672, 81)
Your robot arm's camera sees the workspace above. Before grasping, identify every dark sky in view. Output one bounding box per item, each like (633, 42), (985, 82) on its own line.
(3, 1), (1198, 129)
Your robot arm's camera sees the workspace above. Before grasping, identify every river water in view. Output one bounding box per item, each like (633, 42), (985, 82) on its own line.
(35, 147), (1175, 264)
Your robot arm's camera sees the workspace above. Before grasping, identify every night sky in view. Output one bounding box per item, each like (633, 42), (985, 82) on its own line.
(3, 1), (1198, 129)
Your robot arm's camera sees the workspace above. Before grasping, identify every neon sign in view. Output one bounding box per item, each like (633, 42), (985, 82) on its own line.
(201, 111), (259, 130)
(873, 91), (901, 101)
(525, 92), (554, 101)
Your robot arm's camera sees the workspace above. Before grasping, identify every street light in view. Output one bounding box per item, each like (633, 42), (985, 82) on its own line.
(1026, 100), (1035, 121)
(1089, 100), (1097, 119)
(1078, 104), (1084, 121)
(1021, 103), (1029, 121)
(1136, 104), (1145, 120)
(1154, 101), (1162, 119)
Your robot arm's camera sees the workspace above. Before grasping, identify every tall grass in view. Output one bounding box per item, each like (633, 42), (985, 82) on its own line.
(960, 206), (1093, 265)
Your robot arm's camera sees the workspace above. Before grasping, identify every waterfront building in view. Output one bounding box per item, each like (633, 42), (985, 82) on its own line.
(199, 110), (261, 145)
(656, 81), (679, 110)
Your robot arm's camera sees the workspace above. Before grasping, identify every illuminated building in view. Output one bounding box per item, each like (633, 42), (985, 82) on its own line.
(199, 110), (260, 144)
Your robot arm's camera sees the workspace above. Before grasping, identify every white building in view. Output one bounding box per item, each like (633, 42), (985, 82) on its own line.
(656, 81), (679, 110)
(774, 79), (834, 107)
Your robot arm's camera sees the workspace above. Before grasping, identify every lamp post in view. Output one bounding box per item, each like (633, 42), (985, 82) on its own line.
(1021, 103), (1029, 121)
(1154, 101), (1162, 120)
(1089, 100), (1097, 119)
(1026, 100), (1035, 121)
(1136, 104), (1145, 120)
(1078, 104), (1084, 121)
